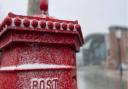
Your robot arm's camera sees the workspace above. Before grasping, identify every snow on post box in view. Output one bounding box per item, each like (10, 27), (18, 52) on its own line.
(0, 0), (84, 89)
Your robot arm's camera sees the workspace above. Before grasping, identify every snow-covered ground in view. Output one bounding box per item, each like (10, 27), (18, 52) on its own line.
(77, 66), (127, 89)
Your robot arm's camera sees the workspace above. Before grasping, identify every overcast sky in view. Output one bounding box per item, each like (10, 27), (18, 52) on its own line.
(0, 0), (128, 37)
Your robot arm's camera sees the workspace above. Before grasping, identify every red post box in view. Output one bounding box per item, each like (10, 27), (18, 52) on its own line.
(0, 1), (84, 89)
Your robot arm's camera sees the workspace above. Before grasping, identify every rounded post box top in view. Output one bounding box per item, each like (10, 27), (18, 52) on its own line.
(0, 1), (84, 51)
(0, 12), (84, 44)
(40, 0), (48, 13)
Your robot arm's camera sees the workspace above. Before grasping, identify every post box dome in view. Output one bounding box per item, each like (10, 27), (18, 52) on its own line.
(40, 0), (48, 12)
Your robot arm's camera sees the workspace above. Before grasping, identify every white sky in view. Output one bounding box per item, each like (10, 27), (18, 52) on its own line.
(0, 0), (128, 37)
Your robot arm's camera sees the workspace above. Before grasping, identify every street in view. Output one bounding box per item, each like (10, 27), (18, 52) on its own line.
(77, 66), (127, 89)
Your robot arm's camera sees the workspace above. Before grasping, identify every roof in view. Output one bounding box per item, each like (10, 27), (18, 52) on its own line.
(0, 12), (84, 51)
(109, 26), (128, 31)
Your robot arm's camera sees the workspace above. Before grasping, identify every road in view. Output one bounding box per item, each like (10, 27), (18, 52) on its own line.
(77, 66), (127, 89)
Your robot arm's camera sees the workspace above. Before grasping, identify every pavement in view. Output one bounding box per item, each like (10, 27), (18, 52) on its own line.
(77, 65), (128, 89)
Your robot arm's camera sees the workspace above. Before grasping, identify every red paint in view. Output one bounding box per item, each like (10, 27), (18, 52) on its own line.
(48, 21), (53, 29)
(14, 17), (21, 26)
(0, 1), (84, 89)
(62, 23), (67, 30)
(5, 12), (79, 25)
(5, 17), (12, 26)
(23, 19), (30, 27)
(69, 24), (74, 31)
(75, 24), (81, 30)
(40, 20), (46, 28)
(40, 0), (48, 12)
(32, 19), (38, 28)
(55, 22), (60, 30)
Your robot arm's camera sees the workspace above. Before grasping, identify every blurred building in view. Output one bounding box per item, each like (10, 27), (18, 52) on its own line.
(108, 26), (128, 69)
(82, 34), (109, 65)
(27, 0), (41, 15)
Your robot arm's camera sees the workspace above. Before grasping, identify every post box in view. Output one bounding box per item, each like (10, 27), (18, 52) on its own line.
(0, 1), (84, 89)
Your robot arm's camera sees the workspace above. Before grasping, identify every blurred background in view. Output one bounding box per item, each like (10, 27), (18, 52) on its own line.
(0, 0), (128, 89)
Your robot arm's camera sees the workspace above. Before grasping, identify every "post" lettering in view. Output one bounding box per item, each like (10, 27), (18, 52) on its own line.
(31, 78), (58, 89)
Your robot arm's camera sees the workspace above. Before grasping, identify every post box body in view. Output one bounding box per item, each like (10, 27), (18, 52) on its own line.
(0, 43), (77, 89)
(0, 13), (84, 89)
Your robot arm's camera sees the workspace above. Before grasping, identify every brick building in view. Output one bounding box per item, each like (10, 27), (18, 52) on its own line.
(109, 26), (128, 69)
